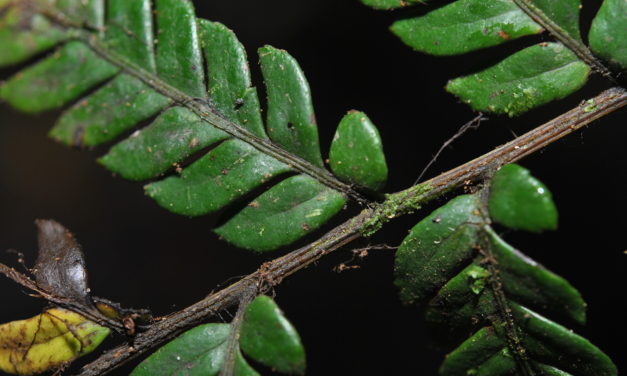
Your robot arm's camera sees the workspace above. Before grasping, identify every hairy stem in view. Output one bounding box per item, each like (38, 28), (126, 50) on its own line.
(76, 87), (627, 376)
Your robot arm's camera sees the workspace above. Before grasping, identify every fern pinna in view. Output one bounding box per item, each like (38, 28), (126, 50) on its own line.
(0, 0), (388, 252)
(362, 0), (626, 116)
(395, 165), (616, 375)
(0, 0), (625, 375)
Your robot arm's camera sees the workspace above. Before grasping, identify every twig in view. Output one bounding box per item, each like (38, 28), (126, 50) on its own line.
(75, 87), (627, 376)
(413, 113), (486, 185)
(219, 291), (255, 376)
(334, 243), (397, 273)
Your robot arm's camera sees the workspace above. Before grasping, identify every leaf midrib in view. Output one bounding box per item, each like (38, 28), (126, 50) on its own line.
(38, 4), (368, 205)
(511, 0), (613, 79)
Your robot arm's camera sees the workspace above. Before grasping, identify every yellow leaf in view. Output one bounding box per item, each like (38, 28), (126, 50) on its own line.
(0, 308), (110, 375)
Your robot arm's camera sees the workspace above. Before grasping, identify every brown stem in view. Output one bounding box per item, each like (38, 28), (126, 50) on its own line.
(219, 292), (255, 376)
(479, 225), (535, 376)
(75, 87), (626, 375)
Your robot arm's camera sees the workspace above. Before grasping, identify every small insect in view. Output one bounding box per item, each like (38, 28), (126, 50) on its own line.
(233, 98), (245, 110)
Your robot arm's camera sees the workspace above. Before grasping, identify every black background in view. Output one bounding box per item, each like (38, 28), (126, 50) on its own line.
(0, 1), (625, 375)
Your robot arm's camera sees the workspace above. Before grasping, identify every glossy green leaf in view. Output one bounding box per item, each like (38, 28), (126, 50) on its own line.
(0, 41), (118, 113)
(363, 0), (596, 115)
(215, 175), (346, 252)
(359, 0), (423, 10)
(0, 308), (110, 376)
(394, 194), (484, 304)
(532, 0), (583, 42)
(53, 0), (104, 30)
(447, 43), (589, 117)
(0, 4), (68, 67)
(99, 106), (229, 181)
(441, 306), (617, 376)
(488, 228), (585, 324)
(438, 326), (507, 376)
(424, 264), (494, 329)
(260, 45), (324, 167)
(240, 296), (306, 374)
(511, 304), (617, 376)
(488, 164), (558, 232)
(426, 227), (585, 327)
(589, 0), (627, 70)
(199, 20), (266, 138)
(154, 0), (206, 98)
(391, 0), (542, 55)
(133, 296), (304, 376)
(134, 325), (260, 376)
(396, 186), (615, 375)
(131, 323), (233, 376)
(104, 0), (156, 70)
(49, 0), (170, 147)
(50, 75), (171, 147)
(146, 139), (291, 217)
(329, 111), (388, 191)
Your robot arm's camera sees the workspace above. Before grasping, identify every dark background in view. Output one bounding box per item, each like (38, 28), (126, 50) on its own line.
(0, 1), (624, 374)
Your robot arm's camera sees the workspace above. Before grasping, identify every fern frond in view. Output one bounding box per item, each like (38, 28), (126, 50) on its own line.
(0, 0), (389, 252)
(362, 0), (626, 116)
(394, 165), (617, 375)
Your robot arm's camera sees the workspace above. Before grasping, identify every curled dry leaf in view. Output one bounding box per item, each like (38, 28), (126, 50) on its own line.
(0, 220), (152, 375)
(32, 219), (91, 306)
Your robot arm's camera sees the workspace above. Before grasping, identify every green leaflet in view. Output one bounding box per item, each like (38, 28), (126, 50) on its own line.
(391, 0), (543, 56)
(200, 20), (266, 139)
(240, 296), (306, 374)
(0, 41), (118, 113)
(215, 175), (346, 252)
(99, 106), (229, 181)
(531, 0), (583, 42)
(329, 111), (388, 191)
(50, 75), (171, 147)
(394, 175), (615, 374)
(488, 164), (558, 232)
(440, 305), (617, 376)
(146, 139), (291, 217)
(447, 43), (590, 117)
(363, 0), (602, 116)
(104, 0), (156, 70)
(260, 45), (324, 168)
(132, 296), (305, 376)
(50, 0), (171, 147)
(487, 229), (585, 325)
(154, 0), (206, 99)
(395, 194), (484, 305)
(589, 0), (627, 70)
(0, 3), (68, 67)
(359, 0), (423, 10)
(52, 0), (104, 30)
(0, 0), (390, 252)
(130, 323), (247, 376)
